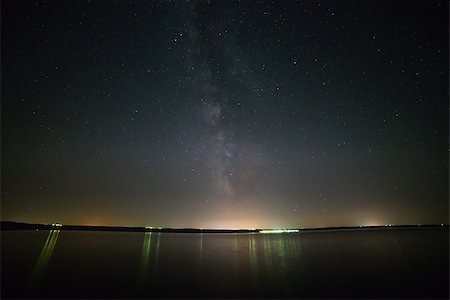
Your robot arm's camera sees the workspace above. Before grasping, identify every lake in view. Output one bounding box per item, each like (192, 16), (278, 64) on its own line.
(1, 227), (448, 298)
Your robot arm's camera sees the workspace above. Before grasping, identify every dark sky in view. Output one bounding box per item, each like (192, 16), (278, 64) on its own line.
(2, 0), (448, 229)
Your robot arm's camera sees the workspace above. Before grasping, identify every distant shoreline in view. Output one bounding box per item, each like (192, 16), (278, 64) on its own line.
(1, 221), (448, 233)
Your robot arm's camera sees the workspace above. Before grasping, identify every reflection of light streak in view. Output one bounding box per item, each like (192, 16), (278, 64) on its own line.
(31, 230), (60, 282)
(197, 233), (203, 283)
(152, 233), (161, 277)
(260, 229), (299, 234)
(248, 233), (258, 287)
(276, 234), (287, 271)
(274, 234), (288, 289)
(199, 233), (203, 260)
(139, 232), (152, 283)
(286, 234), (297, 257)
(263, 234), (272, 266)
(233, 233), (239, 276)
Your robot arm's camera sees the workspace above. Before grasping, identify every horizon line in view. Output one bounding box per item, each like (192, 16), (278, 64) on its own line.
(1, 220), (448, 232)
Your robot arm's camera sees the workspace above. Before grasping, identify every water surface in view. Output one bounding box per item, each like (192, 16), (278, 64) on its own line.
(2, 228), (448, 298)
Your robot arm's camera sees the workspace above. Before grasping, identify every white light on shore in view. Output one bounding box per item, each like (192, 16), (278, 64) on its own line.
(260, 229), (299, 234)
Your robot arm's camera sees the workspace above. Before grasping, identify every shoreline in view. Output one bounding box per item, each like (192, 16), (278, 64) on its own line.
(1, 221), (448, 233)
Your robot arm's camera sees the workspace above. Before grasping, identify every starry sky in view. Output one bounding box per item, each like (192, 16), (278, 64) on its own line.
(2, 0), (448, 229)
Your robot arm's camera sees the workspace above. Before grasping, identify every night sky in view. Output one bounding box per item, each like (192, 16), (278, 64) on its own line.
(2, 0), (448, 229)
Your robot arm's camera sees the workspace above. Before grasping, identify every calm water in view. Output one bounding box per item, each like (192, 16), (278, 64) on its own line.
(2, 228), (448, 298)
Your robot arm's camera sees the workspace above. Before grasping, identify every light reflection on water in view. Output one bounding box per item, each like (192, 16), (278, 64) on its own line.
(4, 228), (445, 298)
(139, 232), (151, 284)
(152, 232), (161, 278)
(26, 229), (406, 292)
(233, 233), (239, 278)
(30, 230), (60, 284)
(197, 232), (203, 282)
(248, 233), (258, 288)
(135, 231), (296, 292)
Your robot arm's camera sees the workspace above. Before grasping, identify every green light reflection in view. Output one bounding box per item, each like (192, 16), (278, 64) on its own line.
(31, 230), (60, 283)
(139, 232), (152, 283)
(199, 232), (203, 263)
(263, 234), (272, 267)
(152, 233), (161, 277)
(233, 233), (239, 276)
(197, 232), (203, 283)
(276, 234), (287, 278)
(248, 233), (258, 287)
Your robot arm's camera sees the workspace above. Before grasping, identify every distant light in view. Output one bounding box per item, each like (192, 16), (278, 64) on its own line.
(145, 226), (153, 229)
(259, 229), (299, 234)
(441, 224), (444, 226)
(51, 223), (62, 227)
